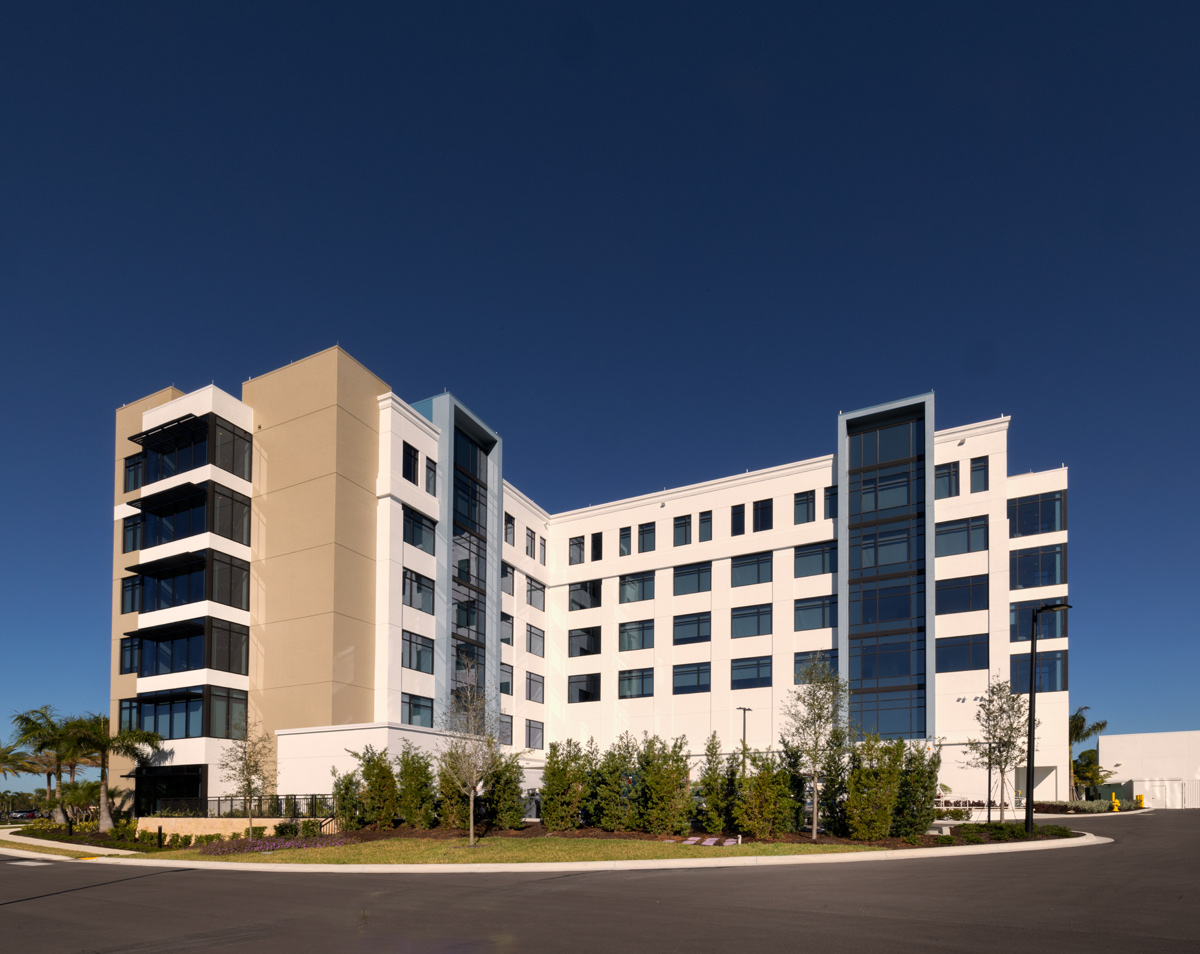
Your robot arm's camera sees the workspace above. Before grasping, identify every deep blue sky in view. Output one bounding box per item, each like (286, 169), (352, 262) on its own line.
(2, 3), (1197, 763)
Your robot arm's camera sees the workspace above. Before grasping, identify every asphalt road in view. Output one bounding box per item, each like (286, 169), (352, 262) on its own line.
(2, 811), (1197, 954)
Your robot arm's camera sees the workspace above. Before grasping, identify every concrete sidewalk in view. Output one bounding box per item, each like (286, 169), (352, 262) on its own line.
(0, 826), (137, 856)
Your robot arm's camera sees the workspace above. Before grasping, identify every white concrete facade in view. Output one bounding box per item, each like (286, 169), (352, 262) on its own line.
(113, 358), (1072, 810)
(1099, 730), (1200, 809)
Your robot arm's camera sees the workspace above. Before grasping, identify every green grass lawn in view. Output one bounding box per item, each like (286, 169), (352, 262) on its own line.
(158, 837), (878, 865)
(0, 838), (100, 859)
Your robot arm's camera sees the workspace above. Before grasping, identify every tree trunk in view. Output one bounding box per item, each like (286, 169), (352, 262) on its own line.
(98, 760), (114, 833)
(811, 773), (820, 840)
(468, 790), (475, 847)
(248, 786), (255, 841)
(998, 772), (1006, 822)
(52, 768), (68, 825)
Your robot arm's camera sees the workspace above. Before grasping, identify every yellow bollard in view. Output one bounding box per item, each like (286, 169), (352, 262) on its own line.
(1137, 794), (1144, 808)
(1111, 792), (1120, 812)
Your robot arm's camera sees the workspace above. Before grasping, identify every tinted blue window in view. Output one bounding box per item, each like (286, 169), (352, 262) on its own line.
(674, 562), (712, 595)
(731, 656), (772, 690)
(673, 613), (710, 645)
(731, 552), (772, 587)
(795, 596), (837, 631)
(673, 663), (711, 694)
(1011, 651), (1068, 693)
(731, 604), (772, 638)
(935, 634), (988, 672)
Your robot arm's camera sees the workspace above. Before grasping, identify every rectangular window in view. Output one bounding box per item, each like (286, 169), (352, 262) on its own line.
(401, 631), (434, 673)
(619, 571), (655, 603)
(212, 418), (252, 481)
(500, 612), (513, 645)
(403, 506), (437, 555)
(210, 619), (248, 675)
(569, 536), (585, 565)
(504, 513), (515, 546)
(673, 561), (712, 595)
(970, 457), (989, 493)
(568, 673), (601, 703)
(619, 526), (631, 556)
(936, 634), (989, 672)
(824, 486), (838, 519)
(731, 551), (773, 587)
(539, 536), (546, 565)
(618, 668), (654, 699)
(213, 486), (251, 546)
(731, 655), (772, 690)
(499, 714), (513, 746)
(1008, 491), (1067, 538)
(402, 569), (435, 614)
(526, 672), (544, 703)
(935, 575), (989, 614)
(425, 458), (437, 495)
(934, 516), (988, 557)
(731, 504), (745, 536)
(794, 491), (815, 525)
(591, 532), (602, 561)
(122, 515), (143, 553)
(1010, 544), (1067, 590)
(753, 499), (773, 532)
(121, 576), (141, 614)
(119, 637), (140, 675)
(1010, 600), (1068, 642)
(934, 462), (960, 499)
(499, 663), (513, 695)
(673, 612), (711, 645)
(731, 603), (773, 638)
(673, 662), (711, 695)
(619, 619), (654, 651)
(208, 686), (248, 740)
(795, 649), (839, 683)
(795, 595), (838, 631)
(526, 624), (545, 657)
(210, 552), (250, 610)
(569, 627), (601, 657)
(699, 511), (712, 542)
(795, 540), (837, 578)
(501, 562), (514, 596)
(402, 692), (433, 727)
(674, 515), (692, 547)
(526, 528), (536, 558)
(526, 719), (544, 749)
(638, 522), (656, 553)
(527, 576), (546, 611)
(402, 442), (419, 484)
(569, 579), (602, 611)
(1011, 651), (1068, 693)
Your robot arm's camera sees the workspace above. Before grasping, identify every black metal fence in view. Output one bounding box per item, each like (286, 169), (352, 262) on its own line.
(154, 794), (335, 819)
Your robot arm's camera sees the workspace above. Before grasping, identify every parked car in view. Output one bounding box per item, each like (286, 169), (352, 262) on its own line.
(7, 809), (38, 820)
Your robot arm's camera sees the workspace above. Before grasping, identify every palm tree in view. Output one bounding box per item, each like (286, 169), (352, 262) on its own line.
(0, 742), (35, 780)
(1068, 706), (1109, 800)
(12, 707), (72, 824)
(69, 713), (161, 832)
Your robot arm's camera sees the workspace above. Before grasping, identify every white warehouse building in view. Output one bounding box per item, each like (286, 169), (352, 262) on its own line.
(110, 347), (1071, 813)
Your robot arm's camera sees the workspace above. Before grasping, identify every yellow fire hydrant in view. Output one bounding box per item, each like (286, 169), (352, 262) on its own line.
(1111, 792), (1120, 812)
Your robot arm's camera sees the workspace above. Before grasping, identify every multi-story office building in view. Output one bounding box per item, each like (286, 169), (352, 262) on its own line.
(111, 348), (1071, 812)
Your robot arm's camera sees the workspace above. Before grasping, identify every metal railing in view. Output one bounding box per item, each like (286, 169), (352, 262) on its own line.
(153, 794), (335, 819)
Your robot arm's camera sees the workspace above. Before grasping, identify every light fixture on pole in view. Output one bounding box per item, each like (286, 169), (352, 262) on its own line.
(736, 707), (752, 768)
(1025, 602), (1071, 835)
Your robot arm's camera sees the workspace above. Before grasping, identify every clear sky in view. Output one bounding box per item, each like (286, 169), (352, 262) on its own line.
(2, 3), (1197, 757)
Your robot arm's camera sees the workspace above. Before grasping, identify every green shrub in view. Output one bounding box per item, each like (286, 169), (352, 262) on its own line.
(892, 742), (942, 838)
(934, 834), (955, 846)
(394, 743), (437, 830)
(227, 830), (242, 841)
(818, 726), (853, 837)
(299, 819), (322, 837)
(193, 834), (222, 845)
(958, 823), (983, 834)
(436, 754), (469, 830)
(963, 833), (984, 844)
(633, 734), (692, 835)
(1038, 824), (1074, 838)
(587, 733), (639, 832)
(695, 733), (731, 835)
(846, 734), (904, 841)
(245, 826), (266, 839)
(137, 829), (157, 845)
(938, 807), (972, 821)
(274, 822), (299, 838)
(484, 752), (526, 830)
(903, 833), (921, 846)
(178, 834), (192, 848)
(166, 833), (181, 849)
(352, 744), (400, 830)
(732, 747), (796, 840)
(331, 765), (364, 832)
(540, 739), (591, 831)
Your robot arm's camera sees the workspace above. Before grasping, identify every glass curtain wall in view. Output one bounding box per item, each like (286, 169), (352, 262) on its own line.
(451, 428), (489, 698)
(845, 408), (927, 739)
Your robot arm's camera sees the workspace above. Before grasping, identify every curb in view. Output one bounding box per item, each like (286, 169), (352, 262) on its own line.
(0, 827), (136, 856)
(71, 831), (1113, 874)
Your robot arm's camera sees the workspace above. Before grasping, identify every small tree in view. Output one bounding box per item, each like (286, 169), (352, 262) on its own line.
(1068, 707), (1108, 800)
(891, 740), (942, 839)
(350, 744), (399, 830)
(67, 713), (161, 832)
(1072, 748), (1115, 799)
(540, 739), (590, 831)
(12, 707), (74, 824)
(218, 719), (276, 838)
(964, 678), (1035, 821)
(845, 734), (905, 841)
(394, 742), (437, 829)
(330, 765), (363, 831)
(695, 733), (729, 834)
(780, 653), (849, 839)
(633, 734), (691, 835)
(437, 653), (501, 846)
(483, 752), (526, 830)
(732, 746), (796, 839)
(587, 732), (639, 832)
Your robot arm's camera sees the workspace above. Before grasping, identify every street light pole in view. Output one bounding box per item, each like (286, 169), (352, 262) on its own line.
(737, 707), (752, 770)
(1025, 602), (1071, 835)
